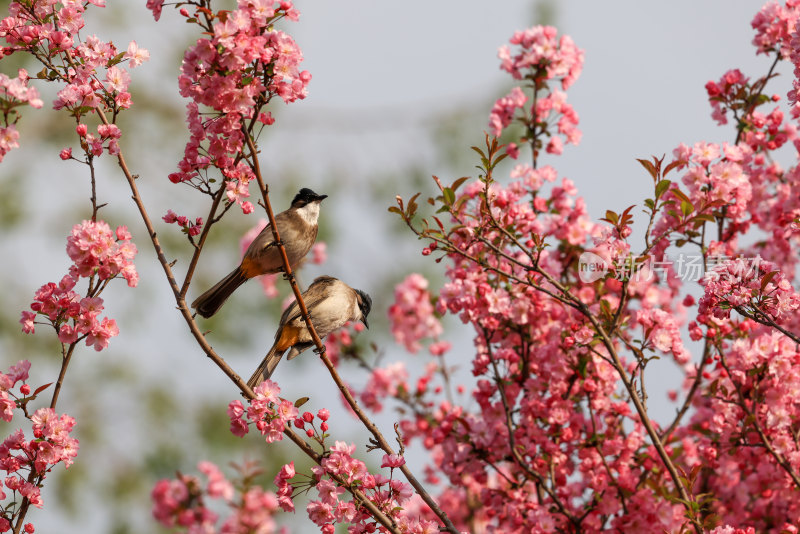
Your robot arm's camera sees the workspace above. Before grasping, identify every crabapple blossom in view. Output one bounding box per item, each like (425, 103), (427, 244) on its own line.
(699, 256), (800, 322)
(227, 380), (297, 444)
(0, 69), (42, 161)
(383, 7), (800, 530)
(66, 220), (138, 286)
(0, 363), (79, 529)
(162, 209), (204, 237)
(153, 462), (282, 533)
(20, 220), (136, 352)
(159, 0), (310, 211)
(491, 25), (583, 161)
(388, 273), (443, 353)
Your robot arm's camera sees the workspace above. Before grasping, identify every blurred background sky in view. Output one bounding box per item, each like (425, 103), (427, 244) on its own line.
(0, 1), (785, 532)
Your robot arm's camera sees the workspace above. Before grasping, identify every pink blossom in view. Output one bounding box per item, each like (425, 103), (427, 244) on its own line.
(488, 86), (527, 136)
(388, 273), (443, 353)
(198, 461), (234, 500)
(146, 0), (164, 20)
(66, 220), (138, 286)
(125, 40), (150, 67)
(360, 362), (408, 413)
(381, 454), (406, 469)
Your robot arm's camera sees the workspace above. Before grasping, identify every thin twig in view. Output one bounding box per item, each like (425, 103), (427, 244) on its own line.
(50, 342), (77, 410)
(660, 341), (712, 442)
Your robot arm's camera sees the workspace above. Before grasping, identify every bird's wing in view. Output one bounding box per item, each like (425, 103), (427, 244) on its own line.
(282, 276), (338, 325)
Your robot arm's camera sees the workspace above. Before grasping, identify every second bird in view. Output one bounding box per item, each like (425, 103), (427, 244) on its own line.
(247, 276), (372, 389)
(192, 188), (327, 318)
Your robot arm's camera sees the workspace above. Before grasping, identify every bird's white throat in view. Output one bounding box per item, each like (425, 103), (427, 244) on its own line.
(297, 202), (320, 225)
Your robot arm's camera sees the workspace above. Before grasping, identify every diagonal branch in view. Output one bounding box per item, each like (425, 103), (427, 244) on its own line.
(243, 132), (460, 534)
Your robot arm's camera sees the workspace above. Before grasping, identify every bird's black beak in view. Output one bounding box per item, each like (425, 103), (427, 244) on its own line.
(361, 316), (369, 329)
(316, 194), (328, 202)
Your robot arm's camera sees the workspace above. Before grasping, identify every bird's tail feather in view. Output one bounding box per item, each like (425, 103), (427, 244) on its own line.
(247, 344), (285, 390)
(192, 267), (248, 318)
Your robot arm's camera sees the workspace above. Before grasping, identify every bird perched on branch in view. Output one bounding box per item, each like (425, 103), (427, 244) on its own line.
(247, 276), (372, 389)
(192, 188), (327, 318)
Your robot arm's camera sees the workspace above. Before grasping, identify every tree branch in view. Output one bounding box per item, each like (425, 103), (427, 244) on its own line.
(242, 132), (460, 534)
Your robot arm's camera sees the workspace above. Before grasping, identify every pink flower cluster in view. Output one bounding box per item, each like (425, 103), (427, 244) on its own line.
(0, 69), (42, 162)
(706, 67), (798, 154)
(163, 1), (311, 202)
(20, 220), (136, 351)
(635, 308), (691, 364)
(290, 408), (329, 440)
(360, 362), (409, 413)
(672, 141), (754, 221)
(390, 160), (702, 531)
(388, 273), (443, 354)
(699, 257), (800, 322)
(66, 220), (138, 286)
(0, 0), (148, 151)
(0, 362), (79, 528)
(687, 332), (800, 528)
(227, 380), (298, 442)
(75, 122), (125, 158)
(705, 69), (751, 126)
(490, 26), (583, 158)
(20, 275), (119, 351)
(0, 361), (30, 423)
(301, 442), (434, 534)
(152, 461), (281, 533)
(488, 86), (526, 137)
(222, 161), (256, 214)
(710, 527), (757, 534)
(320, 321), (364, 368)
(498, 25), (584, 89)
(751, 0), (800, 58)
(162, 210), (203, 237)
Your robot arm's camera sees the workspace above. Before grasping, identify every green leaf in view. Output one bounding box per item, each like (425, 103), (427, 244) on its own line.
(108, 51), (126, 66)
(294, 397), (309, 408)
(680, 199), (694, 217)
(604, 210), (619, 225)
(655, 179), (671, 199)
(470, 146), (486, 159)
(671, 188), (692, 204)
(388, 206), (402, 215)
(692, 213), (715, 223)
(442, 187), (455, 206)
(492, 152), (509, 169)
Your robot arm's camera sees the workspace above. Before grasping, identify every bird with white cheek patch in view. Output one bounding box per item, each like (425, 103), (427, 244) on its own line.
(192, 188), (327, 318)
